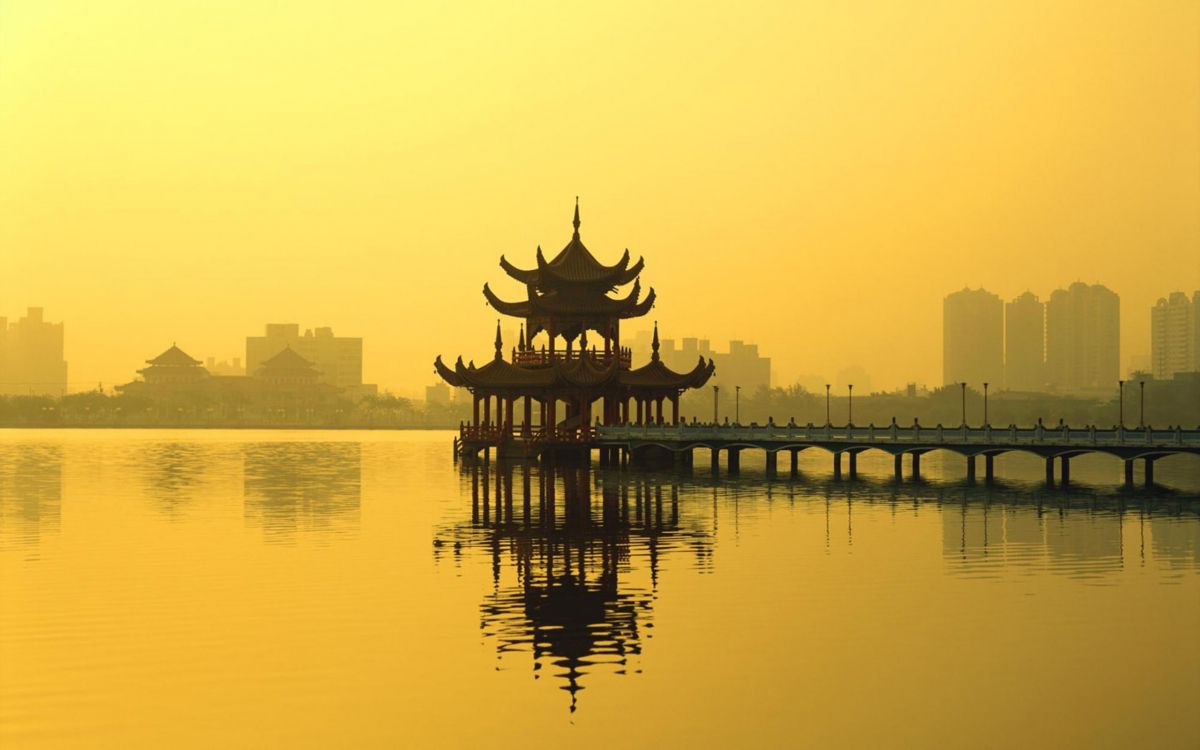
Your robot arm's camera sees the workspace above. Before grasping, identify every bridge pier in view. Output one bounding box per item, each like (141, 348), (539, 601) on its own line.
(727, 448), (740, 475)
(765, 451), (778, 478)
(1124, 459), (1134, 488)
(911, 452), (921, 480)
(1060, 456), (1070, 487)
(790, 449), (799, 478)
(1044, 457), (1054, 486)
(985, 455), (994, 483)
(847, 452), (857, 480)
(1145, 457), (1155, 487)
(966, 455), (976, 484)
(894, 453), (903, 481)
(833, 452), (842, 481)
(680, 448), (693, 472)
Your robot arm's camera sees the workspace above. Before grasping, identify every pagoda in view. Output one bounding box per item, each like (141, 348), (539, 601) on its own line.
(435, 200), (714, 459)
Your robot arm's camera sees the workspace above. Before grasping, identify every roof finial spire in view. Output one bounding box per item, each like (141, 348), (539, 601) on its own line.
(572, 196), (580, 238)
(651, 321), (660, 362)
(518, 323), (526, 352)
(494, 319), (503, 360)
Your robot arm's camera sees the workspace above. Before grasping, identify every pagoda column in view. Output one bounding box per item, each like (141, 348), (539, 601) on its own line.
(505, 397), (514, 432)
(483, 395), (491, 428)
(671, 395), (680, 425)
(636, 399), (644, 425)
(655, 398), (663, 425)
(539, 398), (546, 431)
(523, 397), (532, 437)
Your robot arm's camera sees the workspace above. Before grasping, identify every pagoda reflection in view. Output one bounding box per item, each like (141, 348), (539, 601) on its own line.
(436, 461), (713, 712)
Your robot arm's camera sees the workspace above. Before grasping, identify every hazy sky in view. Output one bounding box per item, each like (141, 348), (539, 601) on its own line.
(2, 1), (1198, 395)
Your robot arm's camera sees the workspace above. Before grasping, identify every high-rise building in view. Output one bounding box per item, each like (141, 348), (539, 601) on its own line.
(246, 324), (369, 391)
(0, 307), (68, 397)
(1151, 291), (1199, 379)
(1005, 292), (1045, 391)
(943, 288), (1003, 387)
(1045, 283), (1119, 392)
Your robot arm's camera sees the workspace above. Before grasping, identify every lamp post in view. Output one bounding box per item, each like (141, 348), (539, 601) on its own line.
(735, 385), (741, 424)
(1139, 381), (1145, 428)
(848, 384), (854, 426)
(825, 384), (831, 426)
(1118, 380), (1125, 427)
(960, 382), (967, 427)
(712, 385), (719, 424)
(983, 382), (989, 426)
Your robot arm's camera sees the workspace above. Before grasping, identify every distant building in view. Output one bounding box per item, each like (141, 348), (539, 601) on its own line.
(1151, 291), (1199, 380)
(119, 343), (336, 398)
(205, 356), (244, 376)
(246, 324), (375, 395)
(943, 288), (1003, 388)
(138, 345), (208, 385)
(1045, 283), (1119, 392)
(1005, 292), (1044, 391)
(0, 307), (68, 397)
(633, 333), (771, 394)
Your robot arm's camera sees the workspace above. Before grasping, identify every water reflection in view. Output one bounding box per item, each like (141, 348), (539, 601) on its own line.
(138, 442), (212, 519)
(242, 442), (361, 543)
(435, 462), (714, 712)
(0, 444), (62, 552)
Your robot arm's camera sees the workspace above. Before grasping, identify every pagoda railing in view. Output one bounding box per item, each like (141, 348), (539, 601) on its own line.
(512, 347), (631, 368)
(459, 423), (594, 444)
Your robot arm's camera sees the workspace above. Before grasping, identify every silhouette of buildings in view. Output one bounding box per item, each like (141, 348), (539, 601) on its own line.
(1046, 283), (1119, 392)
(1151, 291), (1199, 380)
(0, 307), (68, 397)
(205, 356), (244, 376)
(118, 343), (338, 402)
(632, 333), (770, 394)
(1005, 292), (1045, 391)
(436, 200), (714, 458)
(246, 324), (375, 395)
(943, 288), (1003, 387)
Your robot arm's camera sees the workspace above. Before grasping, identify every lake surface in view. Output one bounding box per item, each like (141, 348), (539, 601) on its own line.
(1, 430), (1198, 748)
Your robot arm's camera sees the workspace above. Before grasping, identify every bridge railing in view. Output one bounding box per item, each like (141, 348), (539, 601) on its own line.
(595, 423), (1200, 448)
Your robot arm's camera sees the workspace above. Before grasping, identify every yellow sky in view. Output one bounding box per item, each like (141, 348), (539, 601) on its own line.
(2, 1), (1197, 394)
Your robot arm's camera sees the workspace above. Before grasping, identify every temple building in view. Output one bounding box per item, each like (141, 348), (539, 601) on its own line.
(434, 201), (714, 458)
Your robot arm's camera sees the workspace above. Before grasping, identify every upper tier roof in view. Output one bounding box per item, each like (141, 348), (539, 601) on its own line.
(482, 279), (655, 320)
(145, 344), (202, 367)
(498, 200), (645, 289)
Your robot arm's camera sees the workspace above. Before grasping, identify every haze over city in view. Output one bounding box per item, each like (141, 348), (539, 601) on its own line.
(3, 2), (1198, 395)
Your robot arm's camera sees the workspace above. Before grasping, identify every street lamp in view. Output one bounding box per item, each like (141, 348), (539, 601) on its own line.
(1118, 380), (1125, 427)
(735, 385), (741, 424)
(983, 382), (989, 426)
(712, 385), (719, 424)
(825, 384), (831, 426)
(1139, 381), (1145, 428)
(847, 384), (853, 426)
(960, 382), (967, 426)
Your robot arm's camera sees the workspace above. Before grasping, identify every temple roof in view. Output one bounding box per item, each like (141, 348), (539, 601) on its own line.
(257, 346), (319, 373)
(433, 351), (713, 392)
(145, 344), (202, 367)
(498, 200), (645, 289)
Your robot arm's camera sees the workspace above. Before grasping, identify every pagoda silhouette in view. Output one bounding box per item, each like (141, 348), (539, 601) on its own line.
(435, 200), (714, 460)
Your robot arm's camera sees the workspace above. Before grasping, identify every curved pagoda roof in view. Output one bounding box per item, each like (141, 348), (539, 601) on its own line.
(434, 324), (714, 393)
(498, 199), (645, 290)
(482, 279), (655, 320)
(145, 344), (202, 367)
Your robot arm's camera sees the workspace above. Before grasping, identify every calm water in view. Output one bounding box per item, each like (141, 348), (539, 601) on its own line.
(1, 430), (1198, 748)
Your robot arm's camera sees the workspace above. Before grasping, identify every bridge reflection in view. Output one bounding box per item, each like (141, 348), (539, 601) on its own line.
(435, 461), (714, 712)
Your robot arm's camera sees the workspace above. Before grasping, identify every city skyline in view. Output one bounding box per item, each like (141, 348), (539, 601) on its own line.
(3, 3), (1197, 396)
